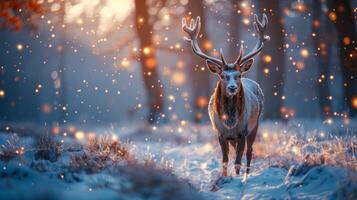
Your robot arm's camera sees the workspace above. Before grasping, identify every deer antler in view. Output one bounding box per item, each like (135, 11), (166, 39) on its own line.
(238, 13), (270, 65)
(182, 17), (223, 67)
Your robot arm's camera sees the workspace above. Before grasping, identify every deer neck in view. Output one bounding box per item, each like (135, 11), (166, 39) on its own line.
(214, 80), (245, 128)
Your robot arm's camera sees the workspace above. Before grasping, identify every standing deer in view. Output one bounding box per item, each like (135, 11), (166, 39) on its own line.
(182, 14), (269, 176)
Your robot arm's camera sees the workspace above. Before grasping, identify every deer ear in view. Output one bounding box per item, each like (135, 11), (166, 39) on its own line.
(206, 60), (222, 74)
(239, 58), (254, 73)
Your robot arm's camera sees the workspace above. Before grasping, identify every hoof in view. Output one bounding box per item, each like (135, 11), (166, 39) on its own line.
(222, 162), (228, 177)
(235, 164), (241, 175)
(246, 166), (250, 174)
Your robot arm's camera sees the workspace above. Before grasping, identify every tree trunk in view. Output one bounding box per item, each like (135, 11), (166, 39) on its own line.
(134, 0), (164, 124)
(312, 0), (332, 117)
(186, 0), (211, 122)
(257, 1), (285, 119)
(326, 0), (357, 117)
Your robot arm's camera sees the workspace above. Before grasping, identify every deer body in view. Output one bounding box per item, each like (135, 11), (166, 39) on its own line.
(208, 78), (264, 139)
(182, 13), (269, 176)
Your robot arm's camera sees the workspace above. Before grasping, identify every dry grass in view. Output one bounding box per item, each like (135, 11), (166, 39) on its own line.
(35, 133), (63, 162)
(0, 134), (24, 161)
(69, 134), (131, 173)
(254, 131), (357, 171)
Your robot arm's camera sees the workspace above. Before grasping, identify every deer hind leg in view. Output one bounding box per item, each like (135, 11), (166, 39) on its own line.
(246, 124), (258, 174)
(234, 135), (246, 175)
(218, 135), (229, 176)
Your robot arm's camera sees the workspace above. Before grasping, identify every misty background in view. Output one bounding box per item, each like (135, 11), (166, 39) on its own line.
(0, 0), (356, 128)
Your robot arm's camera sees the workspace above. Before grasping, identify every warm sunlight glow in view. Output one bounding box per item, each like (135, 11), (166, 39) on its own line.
(65, 0), (134, 34)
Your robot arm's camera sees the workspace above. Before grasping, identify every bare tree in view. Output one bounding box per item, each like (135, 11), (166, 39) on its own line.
(134, 0), (164, 123)
(326, 0), (357, 117)
(257, 1), (285, 119)
(186, 0), (212, 122)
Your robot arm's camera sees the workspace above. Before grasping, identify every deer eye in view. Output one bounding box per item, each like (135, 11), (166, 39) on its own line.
(220, 74), (228, 80)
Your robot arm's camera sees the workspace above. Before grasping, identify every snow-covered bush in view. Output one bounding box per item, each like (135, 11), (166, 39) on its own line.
(0, 133), (24, 161)
(254, 124), (357, 172)
(35, 133), (63, 162)
(69, 134), (131, 173)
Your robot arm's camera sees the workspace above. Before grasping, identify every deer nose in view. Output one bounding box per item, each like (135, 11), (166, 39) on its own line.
(228, 85), (237, 92)
(228, 85), (237, 90)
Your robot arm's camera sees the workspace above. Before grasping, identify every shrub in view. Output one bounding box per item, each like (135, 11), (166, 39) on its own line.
(69, 134), (131, 173)
(34, 133), (63, 162)
(0, 133), (25, 161)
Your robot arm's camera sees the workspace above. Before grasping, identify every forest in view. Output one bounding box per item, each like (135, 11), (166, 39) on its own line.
(0, 0), (356, 199)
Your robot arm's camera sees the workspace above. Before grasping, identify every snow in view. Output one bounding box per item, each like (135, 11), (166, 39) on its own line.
(123, 120), (357, 199)
(0, 120), (356, 199)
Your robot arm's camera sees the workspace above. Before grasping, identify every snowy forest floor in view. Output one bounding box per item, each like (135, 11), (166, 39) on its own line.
(0, 119), (357, 200)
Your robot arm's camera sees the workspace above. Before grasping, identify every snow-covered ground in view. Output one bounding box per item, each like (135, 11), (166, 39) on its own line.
(0, 120), (356, 199)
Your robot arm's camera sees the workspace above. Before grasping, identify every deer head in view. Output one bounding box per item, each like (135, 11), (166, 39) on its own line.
(182, 14), (269, 97)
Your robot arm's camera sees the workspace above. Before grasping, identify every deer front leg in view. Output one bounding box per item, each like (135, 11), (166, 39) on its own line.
(234, 135), (245, 175)
(246, 125), (258, 174)
(218, 135), (229, 176)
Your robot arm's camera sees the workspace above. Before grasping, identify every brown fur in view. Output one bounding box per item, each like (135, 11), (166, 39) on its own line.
(213, 80), (245, 127)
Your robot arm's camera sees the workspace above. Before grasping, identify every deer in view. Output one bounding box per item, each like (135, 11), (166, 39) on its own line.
(182, 13), (269, 176)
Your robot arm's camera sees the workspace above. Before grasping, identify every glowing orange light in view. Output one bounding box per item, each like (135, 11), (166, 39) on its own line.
(352, 97), (357, 109)
(196, 97), (208, 108)
(221, 114), (228, 120)
(290, 35), (298, 43)
(41, 104), (52, 113)
(145, 57), (157, 69)
(180, 120), (187, 126)
(262, 131), (269, 139)
(75, 131), (85, 140)
(328, 12), (337, 21)
(263, 68), (269, 75)
(296, 61), (304, 70)
(176, 61), (184, 68)
(0, 90), (5, 98)
(143, 47), (151, 55)
(343, 37), (350, 45)
(242, 18), (250, 25)
(172, 71), (186, 86)
(163, 14), (170, 21)
(313, 20), (320, 28)
(263, 55), (272, 63)
(67, 126), (76, 133)
(121, 58), (130, 68)
(52, 126), (61, 135)
(300, 49), (309, 58)
(203, 41), (212, 50)
(111, 135), (118, 141)
(295, 2), (306, 12)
